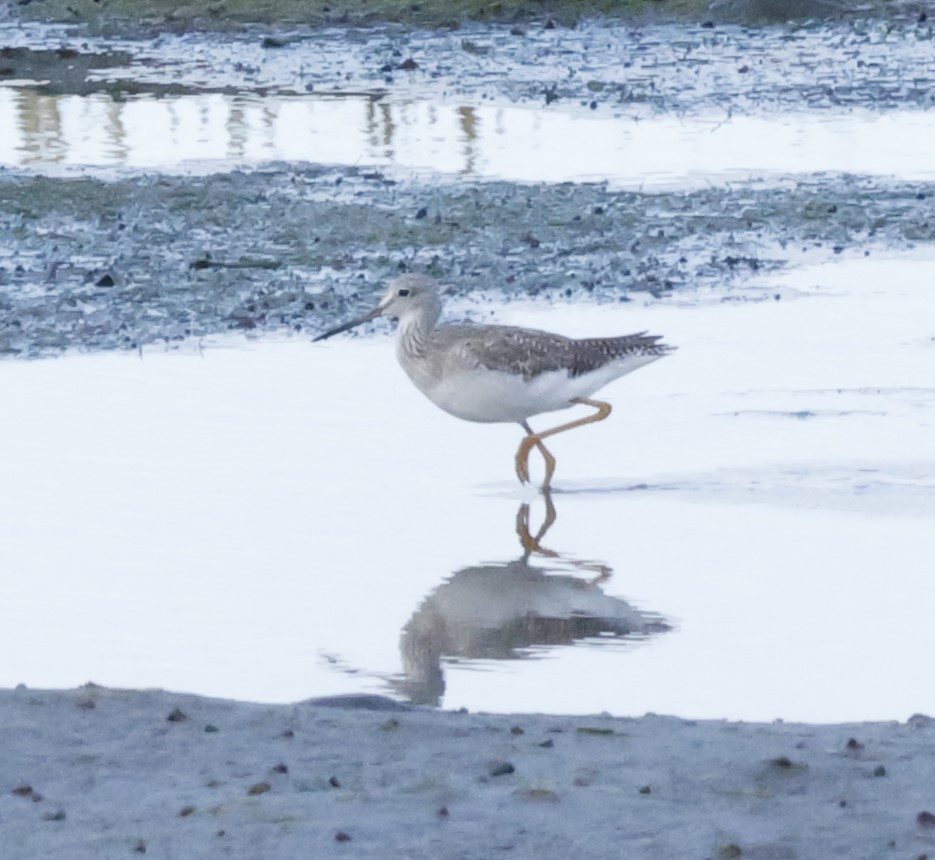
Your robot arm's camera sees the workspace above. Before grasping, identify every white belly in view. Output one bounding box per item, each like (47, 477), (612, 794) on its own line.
(411, 359), (654, 423)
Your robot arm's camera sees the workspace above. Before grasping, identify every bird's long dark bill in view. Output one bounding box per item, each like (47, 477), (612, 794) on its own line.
(312, 305), (382, 342)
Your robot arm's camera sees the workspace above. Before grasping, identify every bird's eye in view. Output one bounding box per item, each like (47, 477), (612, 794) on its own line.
(397, 288), (411, 297)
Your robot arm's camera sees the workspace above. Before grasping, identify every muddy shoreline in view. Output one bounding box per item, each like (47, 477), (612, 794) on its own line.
(5, 686), (935, 860)
(1, 168), (933, 358)
(2, 7), (935, 358)
(9, 0), (934, 35)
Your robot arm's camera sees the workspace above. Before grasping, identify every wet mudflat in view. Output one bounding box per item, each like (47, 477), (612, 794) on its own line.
(2, 13), (935, 356)
(2, 168), (934, 358)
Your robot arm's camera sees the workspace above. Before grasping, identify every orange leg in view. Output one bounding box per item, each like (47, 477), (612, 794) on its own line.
(516, 422), (557, 487)
(515, 398), (613, 487)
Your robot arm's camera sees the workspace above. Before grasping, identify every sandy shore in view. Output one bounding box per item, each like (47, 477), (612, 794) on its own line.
(3, 685), (935, 859)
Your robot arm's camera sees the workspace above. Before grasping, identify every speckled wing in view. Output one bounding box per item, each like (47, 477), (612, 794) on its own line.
(567, 333), (675, 378)
(430, 324), (674, 381)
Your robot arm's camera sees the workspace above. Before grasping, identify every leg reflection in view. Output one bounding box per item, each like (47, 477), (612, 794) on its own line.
(516, 489), (610, 582)
(516, 487), (558, 560)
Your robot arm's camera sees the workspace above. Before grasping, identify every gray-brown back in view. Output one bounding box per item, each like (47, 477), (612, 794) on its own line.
(428, 323), (674, 381)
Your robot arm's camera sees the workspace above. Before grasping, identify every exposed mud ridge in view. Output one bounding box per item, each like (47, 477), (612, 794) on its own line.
(7, 0), (935, 34)
(3, 15), (935, 111)
(0, 45), (253, 96)
(1, 168), (933, 357)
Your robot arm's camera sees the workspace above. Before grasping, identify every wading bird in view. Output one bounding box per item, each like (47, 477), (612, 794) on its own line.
(314, 274), (674, 487)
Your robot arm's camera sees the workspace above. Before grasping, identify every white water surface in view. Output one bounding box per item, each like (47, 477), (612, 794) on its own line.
(1, 253), (933, 721)
(3, 88), (935, 187)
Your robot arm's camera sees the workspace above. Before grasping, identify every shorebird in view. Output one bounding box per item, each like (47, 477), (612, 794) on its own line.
(313, 274), (674, 487)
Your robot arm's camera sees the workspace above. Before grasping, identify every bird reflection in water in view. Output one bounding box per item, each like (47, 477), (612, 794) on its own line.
(394, 490), (670, 706)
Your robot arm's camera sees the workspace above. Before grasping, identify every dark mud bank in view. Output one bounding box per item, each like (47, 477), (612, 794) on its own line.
(10, 0), (933, 35)
(1, 168), (933, 358)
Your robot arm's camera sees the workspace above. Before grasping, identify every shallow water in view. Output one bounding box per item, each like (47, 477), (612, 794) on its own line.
(2, 15), (933, 720)
(3, 16), (935, 184)
(4, 87), (935, 187)
(2, 253), (933, 721)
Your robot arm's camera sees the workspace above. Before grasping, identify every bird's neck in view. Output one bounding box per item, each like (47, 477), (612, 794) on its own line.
(396, 304), (441, 361)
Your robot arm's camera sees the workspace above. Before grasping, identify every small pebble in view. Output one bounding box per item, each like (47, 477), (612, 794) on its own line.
(490, 762), (515, 777)
(521, 788), (559, 803)
(166, 708), (188, 723)
(335, 830), (352, 842)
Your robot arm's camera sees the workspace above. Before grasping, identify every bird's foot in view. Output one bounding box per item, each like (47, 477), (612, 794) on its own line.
(515, 434), (556, 487)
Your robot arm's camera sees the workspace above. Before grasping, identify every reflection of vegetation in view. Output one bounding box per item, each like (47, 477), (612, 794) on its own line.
(15, 0), (886, 30)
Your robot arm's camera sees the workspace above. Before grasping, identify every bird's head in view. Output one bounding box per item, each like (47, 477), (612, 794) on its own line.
(313, 274), (442, 341)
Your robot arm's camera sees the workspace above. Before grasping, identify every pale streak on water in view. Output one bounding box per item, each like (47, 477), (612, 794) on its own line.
(2, 88), (935, 188)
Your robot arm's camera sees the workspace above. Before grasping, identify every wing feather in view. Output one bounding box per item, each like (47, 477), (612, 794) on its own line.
(428, 324), (674, 381)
